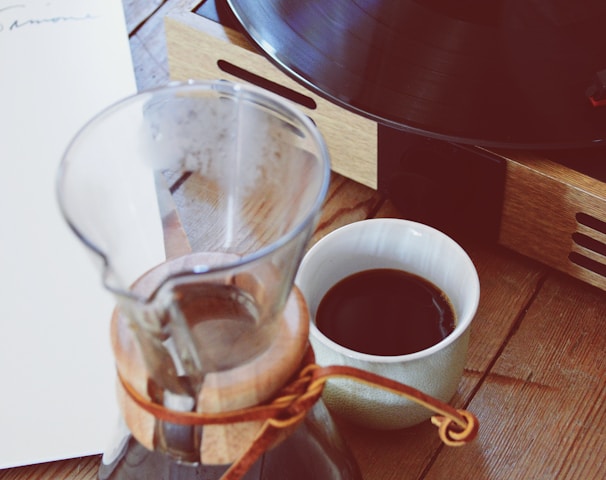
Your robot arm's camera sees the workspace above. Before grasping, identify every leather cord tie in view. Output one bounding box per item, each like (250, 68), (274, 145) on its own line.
(118, 348), (479, 480)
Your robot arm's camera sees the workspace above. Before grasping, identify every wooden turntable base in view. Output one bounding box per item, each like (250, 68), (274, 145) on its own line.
(164, 6), (606, 292)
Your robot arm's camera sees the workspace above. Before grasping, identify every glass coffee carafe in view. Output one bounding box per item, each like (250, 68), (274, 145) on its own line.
(57, 80), (362, 479)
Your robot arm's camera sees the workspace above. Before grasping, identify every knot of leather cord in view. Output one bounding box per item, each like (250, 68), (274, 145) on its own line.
(118, 348), (478, 480)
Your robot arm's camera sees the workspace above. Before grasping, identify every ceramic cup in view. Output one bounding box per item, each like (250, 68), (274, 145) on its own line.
(295, 218), (480, 429)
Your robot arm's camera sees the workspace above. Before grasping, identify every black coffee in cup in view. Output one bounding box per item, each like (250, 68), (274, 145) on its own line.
(315, 268), (455, 356)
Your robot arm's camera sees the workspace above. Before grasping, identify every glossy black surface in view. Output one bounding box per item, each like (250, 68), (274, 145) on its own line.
(225, 0), (606, 149)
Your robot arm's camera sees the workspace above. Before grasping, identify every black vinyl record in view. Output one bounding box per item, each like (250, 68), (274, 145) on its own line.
(226, 0), (606, 149)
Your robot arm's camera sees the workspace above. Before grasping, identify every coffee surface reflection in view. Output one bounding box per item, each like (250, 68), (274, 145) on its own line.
(315, 268), (455, 356)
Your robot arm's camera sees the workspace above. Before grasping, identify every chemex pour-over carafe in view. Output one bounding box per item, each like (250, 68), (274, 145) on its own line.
(57, 81), (362, 479)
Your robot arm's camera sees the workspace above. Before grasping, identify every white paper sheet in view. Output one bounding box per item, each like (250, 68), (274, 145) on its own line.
(0, 0), (137, 468)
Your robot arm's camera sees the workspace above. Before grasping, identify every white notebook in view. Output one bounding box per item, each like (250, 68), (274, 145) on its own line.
(0, 0), (137, 468)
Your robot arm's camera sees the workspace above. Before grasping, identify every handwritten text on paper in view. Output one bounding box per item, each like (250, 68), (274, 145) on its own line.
(0, 1), (97, 33)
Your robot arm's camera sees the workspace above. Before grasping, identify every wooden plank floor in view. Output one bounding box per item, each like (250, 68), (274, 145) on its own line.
(3, 1), (605, 479)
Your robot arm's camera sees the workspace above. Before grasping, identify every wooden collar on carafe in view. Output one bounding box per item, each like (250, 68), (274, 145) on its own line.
(110, 256), (310, 466)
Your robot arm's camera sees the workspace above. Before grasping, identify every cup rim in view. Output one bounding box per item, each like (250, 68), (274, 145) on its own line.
(301, 218), (480, 363)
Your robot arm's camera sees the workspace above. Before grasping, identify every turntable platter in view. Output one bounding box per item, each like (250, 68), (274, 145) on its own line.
(226, 0), (606, 148)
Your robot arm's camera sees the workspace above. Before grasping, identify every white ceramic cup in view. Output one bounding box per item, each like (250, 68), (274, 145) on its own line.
(295, 218), (480, 429)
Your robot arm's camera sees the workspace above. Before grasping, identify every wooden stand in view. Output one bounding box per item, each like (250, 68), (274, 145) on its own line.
(488, 149), (606, 291)
(164, 8), (378, 190)
(164, 6), (606, 292)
